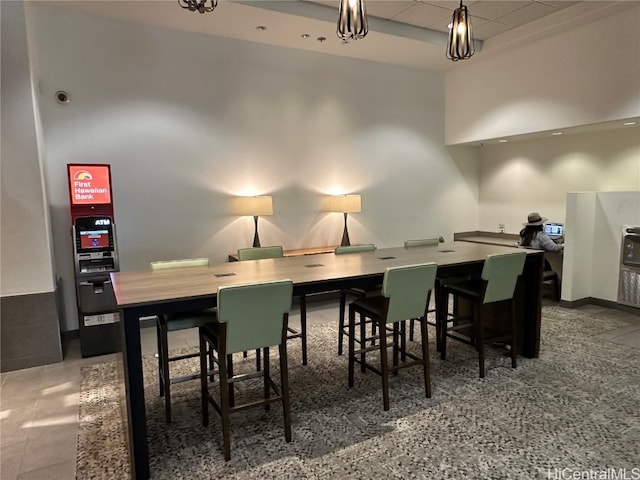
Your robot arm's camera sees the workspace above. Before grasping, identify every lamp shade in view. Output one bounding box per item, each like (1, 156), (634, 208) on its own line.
(327, 194), (361, 213)
(233, 196), (273, 216)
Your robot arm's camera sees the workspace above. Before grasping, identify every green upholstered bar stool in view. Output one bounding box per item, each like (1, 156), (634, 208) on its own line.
(237, 246), (307, 366)
(335, 243), (380, 356)
(237, 245), (284, 261)
(347, 263), (438, 410)
(199, 279), (294, 461)
(403, 238), (439, 248)
(438, 251), (526, 378)
(150, 258), (216, 423)
(404, 238), (440, 343)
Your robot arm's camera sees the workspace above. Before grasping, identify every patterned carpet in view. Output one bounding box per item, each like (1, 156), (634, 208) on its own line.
(76, 306), (640, 479)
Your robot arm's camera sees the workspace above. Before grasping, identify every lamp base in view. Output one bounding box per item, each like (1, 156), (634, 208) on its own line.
(253, 216), (261, 248)
(341, 212), (351, 247)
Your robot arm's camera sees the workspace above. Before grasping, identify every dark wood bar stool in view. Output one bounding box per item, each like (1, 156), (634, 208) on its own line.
(347, 262), (438, 410)
(150, 258), (216, 423)
(438, 251), (526, 378)
(335, 244), (380, 356)
(237, 246), (307, 366)
(199, 279), (293, 461)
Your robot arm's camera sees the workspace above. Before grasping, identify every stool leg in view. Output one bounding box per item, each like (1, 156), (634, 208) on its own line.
(440, 290), (449, 361)
(263, 347), (271, 411)
(156, 321), (164, 397)
(338, 291), (347, 355)
(160, 324), (172, 423)
(420, 316), (431, 398)
(392, 322), (399, 374)
(300, 295), (308, 365)
(510, 300), (518, 369)
(475, 303), (485, 378)
(279, 340), (292, 443)
(348, 305), (356, 388)
(218, 345), (232, 461)
(200, 332), (209, 427)
(227, 354), (235, 408)
(434, 284), (442, 352)
(360, 312), (366, 373)
(379, 317), (391, 411)
(400, 320), (407, 363)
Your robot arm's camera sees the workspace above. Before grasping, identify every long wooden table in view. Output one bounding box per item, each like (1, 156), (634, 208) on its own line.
(111, 242), (544, 479)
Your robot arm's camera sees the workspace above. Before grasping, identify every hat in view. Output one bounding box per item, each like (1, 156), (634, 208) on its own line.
(524, 212), (547, 226)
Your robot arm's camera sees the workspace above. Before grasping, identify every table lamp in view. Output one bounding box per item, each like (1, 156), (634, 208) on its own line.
(234, 196), (273, 247)
(327, 194), (361, 247)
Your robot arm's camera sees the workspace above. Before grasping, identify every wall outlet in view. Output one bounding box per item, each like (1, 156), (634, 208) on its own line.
(498, 223), (505, 233)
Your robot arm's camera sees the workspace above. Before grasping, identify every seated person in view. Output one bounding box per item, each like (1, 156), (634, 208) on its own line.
(519, 212), (564, 253)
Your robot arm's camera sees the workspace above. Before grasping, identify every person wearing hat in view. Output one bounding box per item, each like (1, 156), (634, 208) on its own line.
(519, 212), (564, 252)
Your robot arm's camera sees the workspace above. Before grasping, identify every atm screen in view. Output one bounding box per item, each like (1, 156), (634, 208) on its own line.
(79, 230), (110, 249)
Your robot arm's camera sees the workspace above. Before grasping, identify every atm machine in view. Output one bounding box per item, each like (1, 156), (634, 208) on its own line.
(73, 216), (121, 357)
(618, 226), (640, 309)
(67, 163), (120, 357)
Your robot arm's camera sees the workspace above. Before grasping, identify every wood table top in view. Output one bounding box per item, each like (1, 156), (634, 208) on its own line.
(111, 242), (541, 308)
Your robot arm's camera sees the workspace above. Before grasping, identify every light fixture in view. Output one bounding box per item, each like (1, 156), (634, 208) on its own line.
(337, 0), (368, 41)
(446, 0), (475, 61)
(233, 196), (273, 248)
(552, 132), (563, 136)
(178, 0), (217, 14)
(327, 194), (361, 247)
(624, 121), (637, 126)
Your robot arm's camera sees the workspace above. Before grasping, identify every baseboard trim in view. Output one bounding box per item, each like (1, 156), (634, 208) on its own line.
(560, 297), (639, 314)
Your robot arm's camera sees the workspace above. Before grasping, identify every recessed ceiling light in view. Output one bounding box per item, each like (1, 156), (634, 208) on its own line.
(552, 132), (563, 136)
(623, 121), (637, 126)
(498, 139), (508, 143)
(256, 25), (267, 31)
(301, 34), (310, 39)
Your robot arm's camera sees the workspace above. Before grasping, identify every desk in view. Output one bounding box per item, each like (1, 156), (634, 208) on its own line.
(454, 231), (521, 247)
(455, 230), (563, 280)
(111, 242), (543, 479)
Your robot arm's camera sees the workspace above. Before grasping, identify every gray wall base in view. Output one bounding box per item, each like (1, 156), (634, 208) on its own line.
(1, 290), (63, 372)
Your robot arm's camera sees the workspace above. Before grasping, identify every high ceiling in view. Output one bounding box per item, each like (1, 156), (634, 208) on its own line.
(308, 0), (583, 41)
(33, 0), (631, 71)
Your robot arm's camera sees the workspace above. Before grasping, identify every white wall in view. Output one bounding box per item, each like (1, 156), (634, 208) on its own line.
(27, 6), (479, 331)
(564, 192), (640, 303)
(562, 193), (596, 302)
(0, 1), (55, 297)
(445, 4), (640, 145)
(477, 127), (640, 234)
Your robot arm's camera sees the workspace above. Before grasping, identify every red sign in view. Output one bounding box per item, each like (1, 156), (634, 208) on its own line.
(68, 164), (111, 205)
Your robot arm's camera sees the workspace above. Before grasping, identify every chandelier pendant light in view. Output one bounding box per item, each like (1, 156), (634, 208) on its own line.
(337, 0), (368, 41)
(178, 0), (218, 14)
(446, 0), (475, 61)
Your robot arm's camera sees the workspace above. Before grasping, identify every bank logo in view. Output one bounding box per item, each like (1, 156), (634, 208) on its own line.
(73, 171), (93, 180)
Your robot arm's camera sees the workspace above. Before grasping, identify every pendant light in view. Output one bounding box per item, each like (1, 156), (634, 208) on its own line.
(337, 0), (368, 41)
(446, 0), (475, 61)
(178, 0), (217, 14)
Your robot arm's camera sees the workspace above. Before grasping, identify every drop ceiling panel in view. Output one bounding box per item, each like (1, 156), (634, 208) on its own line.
(496, 1), (557, 27)
(467, 1), (529, 21)
(363, 1), (416, 19)
(390, 2), (453, 29)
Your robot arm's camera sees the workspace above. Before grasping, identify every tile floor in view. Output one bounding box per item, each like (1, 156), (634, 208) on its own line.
(1, 301), (638, 480)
